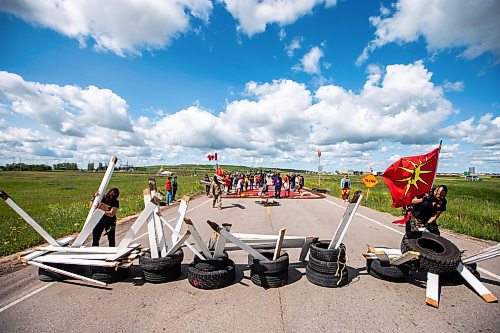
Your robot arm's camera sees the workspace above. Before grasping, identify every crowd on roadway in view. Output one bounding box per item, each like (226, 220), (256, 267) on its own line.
(204, 170), (305, 199)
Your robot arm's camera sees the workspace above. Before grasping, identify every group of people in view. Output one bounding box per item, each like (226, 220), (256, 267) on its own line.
(204, 171), (305, 199)
(91, 173), (448, 248)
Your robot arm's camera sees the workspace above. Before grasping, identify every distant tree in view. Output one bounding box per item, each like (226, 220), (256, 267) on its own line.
(87, 162), (94, 171)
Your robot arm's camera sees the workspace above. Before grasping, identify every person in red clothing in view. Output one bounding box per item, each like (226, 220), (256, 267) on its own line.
(165, 177), (173, 205)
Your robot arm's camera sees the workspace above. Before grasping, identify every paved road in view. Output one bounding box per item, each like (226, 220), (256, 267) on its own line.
(1, 194), (499, 332)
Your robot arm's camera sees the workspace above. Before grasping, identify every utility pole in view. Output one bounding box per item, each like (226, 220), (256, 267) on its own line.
(317, 150), (321, 187)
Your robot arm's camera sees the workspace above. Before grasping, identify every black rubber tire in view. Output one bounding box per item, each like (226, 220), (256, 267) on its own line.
(441, 262), (480, 284)
(142, 263), (181, 283)
(309, 242), (346, 262)
(248, 250), (289, 274)
(401, 232), (461, 274)
(193, 251), (230, 272)
(308, 255), (346, 275)
(306, 264), (348, 288)
(90, 266), (130, 284)
(139, 249), (184, 271)
(250, 270), (288, 288)
(38, 264), (67, 282)
(188, 259), (235, 290)
(367, 259), (409, 282)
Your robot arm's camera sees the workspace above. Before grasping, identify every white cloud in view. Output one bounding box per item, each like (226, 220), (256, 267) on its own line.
(443, 80), (465, 92)
(222, 0), (337, 36)
(0, 71), (134, 136)
(295, 46), (324, 74)
(443, 113), (500, 147)
(357, 0), (500, 65)
(0, 0), (213, 56)
(285, 37), (303, 57)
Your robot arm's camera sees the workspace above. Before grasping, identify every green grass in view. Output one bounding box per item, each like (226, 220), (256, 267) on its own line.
(0, 171), (204, 256)
(1, 169), (498, 257)
(305, 174), (500, 242)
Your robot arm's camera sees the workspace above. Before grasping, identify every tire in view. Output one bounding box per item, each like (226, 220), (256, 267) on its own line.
(250, 270), (288, 288)
(38, 264), (67, 282)
(309, 242), (346, 262)
(142, 263), (181, 283)
(306, 264), (348, 288)
(90, 266), (130, 284)
(367, 259), (409, 282)
(193, 251), (230, 272)
(441, 262), (480, 284)
(139, 249), (184, 271)
(248, 250), (289, 274)
(401, 232), (460, 274)
(188, 260), (235, 290)
(308, 255), (346, 275)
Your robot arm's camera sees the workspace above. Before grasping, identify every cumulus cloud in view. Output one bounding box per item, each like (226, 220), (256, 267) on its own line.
(0, 0), (213, 56)
(285, 37), (303, 57)
(0, 71), (134, 135)
(443, 80), (465, 92)
(222, 0), (337, 36)
(357, 0), (500, 65)
(294, 46), (324, 74)
(443, 113), (500, 147)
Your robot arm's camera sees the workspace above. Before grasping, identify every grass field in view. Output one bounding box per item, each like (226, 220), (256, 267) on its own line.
(1, 169), (499, 257)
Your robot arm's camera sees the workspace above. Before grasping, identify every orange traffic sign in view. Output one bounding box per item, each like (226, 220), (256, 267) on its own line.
(362, 174), (379, 188)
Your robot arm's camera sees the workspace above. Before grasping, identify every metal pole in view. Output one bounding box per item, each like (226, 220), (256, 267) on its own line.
(318, 156), (321, 188)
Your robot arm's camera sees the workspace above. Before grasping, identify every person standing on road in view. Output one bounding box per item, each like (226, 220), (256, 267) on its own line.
(406, 185), (448, 236)
(172, 176), (178, 201)
(204, 174), (210, 196)
(165, 177), (173, 205)
(340, 174), (351, 202)
(210, 174), (223, 209)
(92, 188), (120, 247)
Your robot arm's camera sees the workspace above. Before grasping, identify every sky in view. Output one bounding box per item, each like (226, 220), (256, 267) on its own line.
(0, 0), (499, 173)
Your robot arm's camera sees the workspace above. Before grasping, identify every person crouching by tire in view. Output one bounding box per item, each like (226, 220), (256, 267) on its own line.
(92, 188), (120, 247)
(406, 185), (447, 236)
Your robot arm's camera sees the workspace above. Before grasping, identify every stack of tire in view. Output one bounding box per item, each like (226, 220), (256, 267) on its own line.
(248, 250), (289, 288)
(401, 232), (461, 275)
(139, 249), (184, 283)
(38, 263), (68, 282)
(188, 252), (235, 290)
(90, 265), (130, 284)
(306, 241), (348, 288)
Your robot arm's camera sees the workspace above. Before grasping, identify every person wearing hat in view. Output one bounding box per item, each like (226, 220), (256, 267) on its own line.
(210, 174), (223, 209)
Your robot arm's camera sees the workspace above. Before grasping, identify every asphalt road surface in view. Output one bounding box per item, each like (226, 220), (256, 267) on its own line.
(1, 193), (499, 332)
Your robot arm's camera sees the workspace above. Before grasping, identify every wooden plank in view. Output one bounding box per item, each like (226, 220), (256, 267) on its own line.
(117, 196), (161, 248)
(71, 208), (106, 247)
(156, 213), (204, 260)
(81, 156), (117, 230)
(166, 231), (191, 256)
(35, 243), (139, 254)
(425, 272), (440, 308)
(105, 247), (135, 261)
(28, 261), (108, 287)
(232, 232), (305, 241)
(144, 191), (159, 259)
(372, 248), (403, 256)
(273, 229), (286, 260)
(151, 189), (168, 256)
(207, 220), (268, 261)
(299, 236), (318, 261)
(329, 191), (363, 249)
(184, 218), (213, 259)
(33, 256), (118, 267)
(0, 191), (59, 246)
(213, 224), (232, 258)
(172, 197), (189, 244)
(457, 262), (498, 302)
(390, 251), (420, 266)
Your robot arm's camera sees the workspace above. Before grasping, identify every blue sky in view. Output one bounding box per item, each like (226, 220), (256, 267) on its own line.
(0, 0), (498, 173)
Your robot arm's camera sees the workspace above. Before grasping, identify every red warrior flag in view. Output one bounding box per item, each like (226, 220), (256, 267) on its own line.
(381, 146), (441, 208)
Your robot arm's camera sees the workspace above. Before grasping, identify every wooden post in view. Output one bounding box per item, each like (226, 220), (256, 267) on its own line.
(425, 272), (440, 308)
(71, 206), (106, 247)
(207, 220), (268, 261)
(143, 189), (159, 258)
(82, 156), (117, 228)
(28, 261), (108, 287)
(156, 213), (204, 260)
(328, 191), (363, 249)
(166, 231), (191, 256)
(299, 236), (318, 261)
(0, 190), (59, 246)
(273, 228), (286, 260)
(213, 223), (232, 258)
(184, 218), (213, 259)
(457, 262), (498, 303)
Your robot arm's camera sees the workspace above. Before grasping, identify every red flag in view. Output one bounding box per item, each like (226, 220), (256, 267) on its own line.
(381, 147), (440, 207)
(214, 152), (218, 161)
(317, 150), (321, 158)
